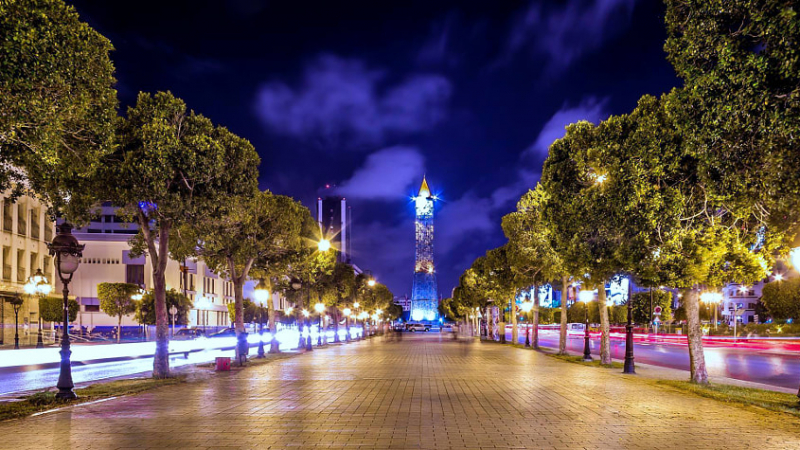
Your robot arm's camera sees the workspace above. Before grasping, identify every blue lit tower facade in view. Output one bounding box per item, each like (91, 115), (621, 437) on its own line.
(411, 177), (439, 322)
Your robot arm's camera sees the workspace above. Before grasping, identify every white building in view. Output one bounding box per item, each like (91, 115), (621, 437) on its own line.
(721, 282), (763, 325)
(1, 190), (56, 346)
(58, 231), (235, 332)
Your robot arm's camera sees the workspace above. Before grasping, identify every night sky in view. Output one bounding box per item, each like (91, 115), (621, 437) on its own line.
(70, 0), (681, 299)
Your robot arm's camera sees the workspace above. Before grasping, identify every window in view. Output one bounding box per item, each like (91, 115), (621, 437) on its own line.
(30, 253), (37, 276)
(126, 264), (145, 287)
(31, 208), (40, 240)
(44, 222), (53, 242)
(84, 305), (100, 312)
(17, 249), (26, 282)
(43, 256), (52, 282)
(2, 198), (11, 231)
(17, 204), (26, 236)
(1, 246), (10, 281)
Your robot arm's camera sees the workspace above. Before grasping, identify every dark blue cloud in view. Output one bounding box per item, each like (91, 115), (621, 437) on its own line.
(254, 55), (452, 147)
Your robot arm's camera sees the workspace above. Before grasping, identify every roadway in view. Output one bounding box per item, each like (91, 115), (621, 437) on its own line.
(508, 328), (800, 390)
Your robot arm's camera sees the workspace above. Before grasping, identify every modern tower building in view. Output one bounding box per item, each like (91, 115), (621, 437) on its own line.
(317, 195), (351, 263)
(410, 177), (438, 322)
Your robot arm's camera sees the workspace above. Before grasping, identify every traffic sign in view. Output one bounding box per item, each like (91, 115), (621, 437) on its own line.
(653, 306), (662, 316)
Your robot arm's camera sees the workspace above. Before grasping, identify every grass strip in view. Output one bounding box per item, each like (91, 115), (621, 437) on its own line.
(0, 376), (185, 422)
(547, 353), (624, 369)
(658, 380), (800, 418)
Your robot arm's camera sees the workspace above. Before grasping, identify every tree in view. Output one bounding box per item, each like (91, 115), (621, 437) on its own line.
(483, 246), (518, 344)
(97, 283), (140, 343)
(664, 1), (800, 242)
(134, 289), (193, 326)
(107, 91), (259, 378)
(226, 299), (260, 324)
(761, 278), (800, 321)
(39, 296), (79, 324)
(628, 290), (673, 325)
(321, 262), (356, 342)
(504, 184), (569, 351)
(0, 0), (117, 220)
(182, 190), (307, 363)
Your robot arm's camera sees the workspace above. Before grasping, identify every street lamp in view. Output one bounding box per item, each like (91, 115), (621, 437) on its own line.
(579, 290), (593, 362)
(314, 302), (325, 346)
(131, 290), (144, 340)
(254, 279), (271, 357)
(26, 268), (52, 348)
(367, 279), (376, 287)
(317, 238), (331, 252)
(47, 223), (84, 400)
(9, 294), (23, 349)
(520, 300), (533, 347)
(701, 291), (722, 332)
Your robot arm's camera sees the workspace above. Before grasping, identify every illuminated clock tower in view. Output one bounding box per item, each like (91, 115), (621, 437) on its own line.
(411, 176), (438, 322)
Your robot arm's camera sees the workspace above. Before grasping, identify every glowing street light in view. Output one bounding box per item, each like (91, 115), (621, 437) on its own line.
(25, 268), (52, 348)
(302, 309), (309, 317)
(701, 291), (722, 331)
(317, 238), (331, 252)
(254, 279), (271, 356)
(595, 174), (607, 184)
(367, 279), (376, 287)
(773, 273), (785, 282)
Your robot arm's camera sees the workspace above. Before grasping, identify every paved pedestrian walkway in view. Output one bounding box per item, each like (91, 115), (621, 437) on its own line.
(2, 334), (799, 449)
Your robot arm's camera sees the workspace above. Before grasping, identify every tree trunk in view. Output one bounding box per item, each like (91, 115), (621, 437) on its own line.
(558, 276), (569, 355)
(267, 282), (279, 354)
(532, 287), (540, 350)
(152, 269), (169, 378)
(511, 298), (518, 345)
(597, 284), (612, 365)
(485, 305), (492, 340)
(117, 315), (122, 344)
(684, 288), (708, 383)
(233, 277), (247, 366)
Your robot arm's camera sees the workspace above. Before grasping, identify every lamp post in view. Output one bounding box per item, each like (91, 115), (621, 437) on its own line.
(47, 223), (84, 400)
(579, 290), (592, 362)
(10, 295), (23, 349)
(623, 291), (635, 374)
(520, 300), (533, 347)
(169, 305), (178, 339)
(700, 291), (722, 333)
(291, 278), (303, 350)
(254, 279), (270, 357)
(131, 290), (144, 340)
(314, 302), (325, 346)
(343, 307), (352, 342)
(26, 269), (52, 348)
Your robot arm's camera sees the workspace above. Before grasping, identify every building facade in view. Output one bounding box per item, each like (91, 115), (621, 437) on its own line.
(410, 177), (438, 322)
(1, 191), (56, 346)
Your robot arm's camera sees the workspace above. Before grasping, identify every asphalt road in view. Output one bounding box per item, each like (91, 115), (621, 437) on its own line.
(509, 329), (800, 390)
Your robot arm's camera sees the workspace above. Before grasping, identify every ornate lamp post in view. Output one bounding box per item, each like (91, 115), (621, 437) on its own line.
(314, 302), (325, 346)
(26, 269), (52, 348)
(623, 290), (635, 374)
(10, 295), (23, 349)
(520, 300), (533, 347)
(254, 279), (270, 358)
(579, 290), (593, 362)
(353, 302), (361, 339)
(47, 223), (84, 400)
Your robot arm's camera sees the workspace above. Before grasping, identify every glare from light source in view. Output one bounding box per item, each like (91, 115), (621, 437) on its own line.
(773, 273), (784, 282)
(367, 279), (376, 287)
(595, 174), (607, 184)
(317, 239), (331, 252)
(578, 290), (594, 303)
(314, 303), (325, 313)
(343, 307), (352, 317)
(353, 302), (360, 309)
(700, 292), (722, 304)
(738, 285), (749, 294)
(520, 301), (533, 313)
(285, 306), (294, 315)
(302, 309), (309, 317)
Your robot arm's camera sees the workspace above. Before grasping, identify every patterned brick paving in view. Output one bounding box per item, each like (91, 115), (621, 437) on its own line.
(2, 334), (799, 449)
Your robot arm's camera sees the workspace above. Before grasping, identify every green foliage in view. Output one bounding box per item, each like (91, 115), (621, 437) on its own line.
(567, 301), (600, 324)
(97, 283), (140, 320)
(227, 298), (263, 324)
(628, 290), (673, 324)
(38, 295), (78, 323)
(134, 289), (193, 325)
(761, 278), (800, 321)
(0, 0), (117, 220)
(664, 0), (800, 239)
